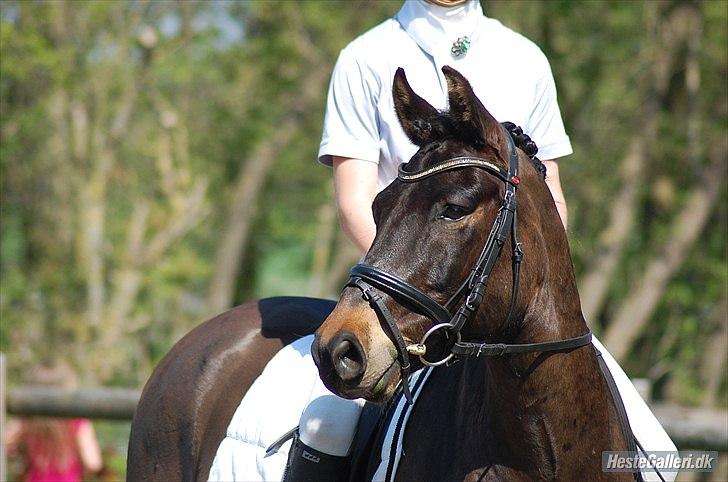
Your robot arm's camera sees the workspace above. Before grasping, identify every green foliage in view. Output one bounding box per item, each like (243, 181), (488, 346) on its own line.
(0, 0), (725, 411)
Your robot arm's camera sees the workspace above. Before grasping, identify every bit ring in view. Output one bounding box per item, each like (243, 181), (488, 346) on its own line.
(417, 323), (460, 367)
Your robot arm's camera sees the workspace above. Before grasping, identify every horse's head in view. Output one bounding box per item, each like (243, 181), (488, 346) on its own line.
(313, 66), (567, 403)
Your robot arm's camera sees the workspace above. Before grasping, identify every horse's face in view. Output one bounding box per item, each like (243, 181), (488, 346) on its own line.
(313, 67), (530, 402)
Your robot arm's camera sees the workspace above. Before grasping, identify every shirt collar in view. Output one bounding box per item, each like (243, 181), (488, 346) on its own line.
(396, 0), (484, 60)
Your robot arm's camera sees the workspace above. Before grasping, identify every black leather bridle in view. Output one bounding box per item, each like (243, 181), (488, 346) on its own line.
(346, 124), (592, 403)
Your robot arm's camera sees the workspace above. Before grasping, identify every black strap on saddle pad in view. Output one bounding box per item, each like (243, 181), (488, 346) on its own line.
(595, 348), (665, 482)
(347, 402), (388, 482)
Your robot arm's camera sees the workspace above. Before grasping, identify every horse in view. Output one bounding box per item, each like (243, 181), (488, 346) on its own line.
(311, 66), (636, 481)
(128, 65), (638, 482)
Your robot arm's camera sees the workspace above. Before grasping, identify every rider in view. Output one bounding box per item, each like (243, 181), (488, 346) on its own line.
(284, 0), (572, 479)
(255, 1), (675, 480)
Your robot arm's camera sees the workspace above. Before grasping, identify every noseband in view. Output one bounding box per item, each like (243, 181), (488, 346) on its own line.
(346, 124), (591, 403)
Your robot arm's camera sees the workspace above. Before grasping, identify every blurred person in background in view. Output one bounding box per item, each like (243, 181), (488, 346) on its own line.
(4, 361), (103, 482)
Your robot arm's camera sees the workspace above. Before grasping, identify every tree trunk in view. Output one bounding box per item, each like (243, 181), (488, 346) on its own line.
(700, 298), (728, 407)
(307, 188), (337, 298)
(318, 233), (361, 299)
(578, 135), (646, 322)
(603, 143), (726, 361)
(578, 1), (682, 323)
(206, 65), (329, 313)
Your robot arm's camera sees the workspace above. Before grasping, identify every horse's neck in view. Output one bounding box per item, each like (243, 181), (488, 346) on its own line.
(476, 308), (623, 479)
(451, 181), (627, 478)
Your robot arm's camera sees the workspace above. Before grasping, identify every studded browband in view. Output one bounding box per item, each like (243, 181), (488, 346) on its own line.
(398, 156), (520, 187)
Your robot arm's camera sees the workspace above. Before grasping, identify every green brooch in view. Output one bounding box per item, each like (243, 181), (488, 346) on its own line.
(451, 36), (471, 58)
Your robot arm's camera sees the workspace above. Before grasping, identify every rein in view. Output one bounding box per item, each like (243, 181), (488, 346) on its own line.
(346, 124), (592, 403)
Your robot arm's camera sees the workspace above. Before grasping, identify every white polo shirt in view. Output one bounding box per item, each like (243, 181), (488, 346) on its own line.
(318, 0), (572, 192)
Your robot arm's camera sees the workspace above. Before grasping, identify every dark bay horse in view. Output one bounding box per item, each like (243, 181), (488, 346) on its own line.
(129, 66), (636, 482)
(312, 67), (634, 481)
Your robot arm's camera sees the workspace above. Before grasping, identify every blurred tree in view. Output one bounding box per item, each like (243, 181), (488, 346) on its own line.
(489, 0), (727, 404)
(0, 0), (725, 409)
(0, 0), (400, 384)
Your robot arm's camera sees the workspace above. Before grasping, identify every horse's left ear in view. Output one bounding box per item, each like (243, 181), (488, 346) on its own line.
(442, 66), (504, 153)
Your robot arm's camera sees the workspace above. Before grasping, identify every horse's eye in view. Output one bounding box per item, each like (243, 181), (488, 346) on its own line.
(441, 204), (470, 221)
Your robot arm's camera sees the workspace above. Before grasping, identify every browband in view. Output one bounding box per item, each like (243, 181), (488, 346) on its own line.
(398, 156), (519, 186)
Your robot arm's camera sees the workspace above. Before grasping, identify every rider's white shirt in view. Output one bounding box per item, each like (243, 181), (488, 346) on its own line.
(318, 0), (572, 191)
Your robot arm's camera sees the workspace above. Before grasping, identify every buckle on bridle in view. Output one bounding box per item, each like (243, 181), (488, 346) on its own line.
(494, 343), (508, 356)
(406, 343), (427, 357)
(465, 291), (478, 311)
(350, 277), (374, 302)
(514, 241), (524, 263)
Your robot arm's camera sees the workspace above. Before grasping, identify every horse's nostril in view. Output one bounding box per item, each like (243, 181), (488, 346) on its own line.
(330, 333), (366, 383)
(334, 340), (358, 375)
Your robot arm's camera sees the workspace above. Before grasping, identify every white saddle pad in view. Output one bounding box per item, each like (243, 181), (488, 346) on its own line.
(208, 335), (322, 482)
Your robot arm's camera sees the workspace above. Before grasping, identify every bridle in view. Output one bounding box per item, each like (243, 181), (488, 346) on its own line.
(345, 124), (592, 403)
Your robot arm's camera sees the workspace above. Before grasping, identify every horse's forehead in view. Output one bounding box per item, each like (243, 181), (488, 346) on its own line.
(407, 138), (506, 177)
(409, 139), (471, 169)
(372, 138), (506, 224)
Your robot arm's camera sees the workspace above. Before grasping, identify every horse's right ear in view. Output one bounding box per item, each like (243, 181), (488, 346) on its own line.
(442, 65), (504, 154)
(393, 68), (440, 147)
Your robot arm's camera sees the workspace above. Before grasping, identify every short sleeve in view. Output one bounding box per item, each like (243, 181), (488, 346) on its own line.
(524, 55), (572, 161)
(318, 46), (381, 166)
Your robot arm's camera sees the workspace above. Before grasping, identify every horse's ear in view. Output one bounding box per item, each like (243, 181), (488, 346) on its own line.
(442, 65), (503, 152)
(393, 68), (441, 147)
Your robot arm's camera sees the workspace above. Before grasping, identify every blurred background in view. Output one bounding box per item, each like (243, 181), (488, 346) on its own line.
(0, 0), (726, 480)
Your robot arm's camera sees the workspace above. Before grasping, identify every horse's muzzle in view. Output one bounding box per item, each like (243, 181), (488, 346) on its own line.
(313, 300), (402, 401)
(312, 332), (368, 400)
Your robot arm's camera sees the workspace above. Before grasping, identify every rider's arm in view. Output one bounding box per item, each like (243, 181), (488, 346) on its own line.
(332, 156), (378, 254)
(524, 51), (570, 232)
(542, 159), (568, 230)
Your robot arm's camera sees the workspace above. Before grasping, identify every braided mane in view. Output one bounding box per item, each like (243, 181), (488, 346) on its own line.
(501, 122), (546, 179)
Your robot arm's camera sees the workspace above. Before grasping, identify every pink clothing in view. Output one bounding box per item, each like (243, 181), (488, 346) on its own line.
(25, 418), (87, 482)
